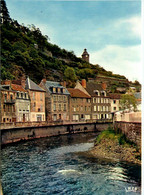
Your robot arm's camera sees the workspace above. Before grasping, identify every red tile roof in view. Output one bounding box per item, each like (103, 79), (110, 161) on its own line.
(67, 88), (91, 98)
(11, 84), (26, 92)
(109, 93), (121, 99)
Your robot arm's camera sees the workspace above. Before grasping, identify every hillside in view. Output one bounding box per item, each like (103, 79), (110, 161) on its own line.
(1, 0), (141, 91)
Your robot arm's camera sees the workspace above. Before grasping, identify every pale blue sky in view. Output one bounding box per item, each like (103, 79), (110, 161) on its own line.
(6, 0), (142, 82)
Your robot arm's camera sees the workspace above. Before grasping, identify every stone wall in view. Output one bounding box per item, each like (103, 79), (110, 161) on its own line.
(1, 122), (111, 145)
(114, 121), (141, 147)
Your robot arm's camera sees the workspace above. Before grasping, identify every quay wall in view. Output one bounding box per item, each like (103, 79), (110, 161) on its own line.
(1, 122), (111, 145)
(114, 121), (141, 147)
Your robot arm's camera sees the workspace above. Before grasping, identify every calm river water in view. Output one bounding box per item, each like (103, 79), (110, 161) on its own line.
(2, 133), (141, 195)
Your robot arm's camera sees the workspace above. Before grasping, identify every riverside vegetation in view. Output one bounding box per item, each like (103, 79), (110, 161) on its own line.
(89, 127), (141, 165)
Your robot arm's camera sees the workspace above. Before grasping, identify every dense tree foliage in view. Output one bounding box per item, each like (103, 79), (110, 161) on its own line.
(120, 94), (137, 111)
(1, 0), (141, 90)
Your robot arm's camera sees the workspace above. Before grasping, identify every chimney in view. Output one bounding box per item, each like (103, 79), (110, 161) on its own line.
(101, 82), (107, 90)
(81, 79), (86, 88)
(21, 75), (26, 89)
(1, 80), (11, 85)
(60, 81), (66, 87)
(42, 78), (46, 84)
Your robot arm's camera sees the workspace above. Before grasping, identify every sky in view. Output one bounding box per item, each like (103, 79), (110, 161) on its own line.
(6, 0), (142, 83)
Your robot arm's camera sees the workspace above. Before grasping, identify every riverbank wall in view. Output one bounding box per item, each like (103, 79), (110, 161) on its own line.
(114, 121), (141, 147)
(0, 122), (112, 145)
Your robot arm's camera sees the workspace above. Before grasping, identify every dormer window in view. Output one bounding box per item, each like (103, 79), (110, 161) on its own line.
(94, 90), (99, 96)
(101, 91), (106, 97)
(53, 87), (56, 93)
(21, 93), (23, 98)
(17, 92), (19, 98)
(58, 88), (60, 93)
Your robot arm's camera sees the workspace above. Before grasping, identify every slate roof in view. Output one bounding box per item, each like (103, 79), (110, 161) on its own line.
(45, 81), (70, 95)
(85, 82), (104, 97)
(25, 77), (45, 92)
(109, 93), (121, 99)
(11, 84), (26, 92)
(0, 85), (7, 91)
(67, 88), (91, 98)
(134, 92), (141, 100)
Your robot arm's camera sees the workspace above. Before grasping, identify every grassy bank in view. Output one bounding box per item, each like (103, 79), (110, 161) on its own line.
(89, 127), (141, 164)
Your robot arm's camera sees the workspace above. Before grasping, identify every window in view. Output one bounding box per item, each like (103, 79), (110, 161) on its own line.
(64, 96), (66, 102)
(3, 105), (6, 112)
(113, 100), (116, 104)
(73, 115), (79, 121)
(21, 93), (23, 98)
(40, 93), (43, 101)
(114, 107), (116, 111)
(13, 105), (15, 112)
(53, 104), (56, 111)
(85, 106), (87, 111)
(4, 94), (7, 101)
(64, 104), (66, 111)
(85, 115), (90, 120)
(87, 99), (91, 103)
(59, 104), (61, 111)
(8, 105), (10, 112)
(94, 106), (96, 111)
(54, 96), (56, 101)
(32, 92), (35, 100)
(10, 95), (13, 100)
(3, 118), (5, 122)
(53, 114), (57, 121)
(17, 92), (19, 98)
(119, 107), (121, 110)
(25, 93), (27, 99)
(80, 106), (83, 111)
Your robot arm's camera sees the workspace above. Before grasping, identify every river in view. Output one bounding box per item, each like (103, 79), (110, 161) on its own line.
(2, 133), (141, 195)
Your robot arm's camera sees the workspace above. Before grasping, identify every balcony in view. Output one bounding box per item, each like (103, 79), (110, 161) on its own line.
(4, 99), (15, 104)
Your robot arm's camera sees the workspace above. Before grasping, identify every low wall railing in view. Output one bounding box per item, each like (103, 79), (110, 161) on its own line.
(0, 119), (113, 130)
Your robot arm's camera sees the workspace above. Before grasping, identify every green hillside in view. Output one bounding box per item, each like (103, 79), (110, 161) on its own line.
(0, 0), (141, 91)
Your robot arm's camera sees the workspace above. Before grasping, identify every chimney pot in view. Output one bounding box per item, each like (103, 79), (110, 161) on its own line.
(81, 79), (86, 88)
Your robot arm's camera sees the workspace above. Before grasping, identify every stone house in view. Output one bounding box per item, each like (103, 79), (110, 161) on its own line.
(1, 79), (31, 122)
(109, 93), (122, 113)
(0, 84), (16, 123)
(67, 88), (91, 121)
(25, 77), (46, 122)
(39, 79), (70, 122)
(11, 83), (30, 122)
(75, 80), (111, 120)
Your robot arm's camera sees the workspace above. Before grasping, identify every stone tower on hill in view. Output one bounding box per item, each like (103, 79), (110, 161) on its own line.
(81, 48), (89, 63)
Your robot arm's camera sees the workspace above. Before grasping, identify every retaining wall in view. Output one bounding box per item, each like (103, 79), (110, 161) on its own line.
(114, 121), (141, 147)
(1, 122), (111, 145)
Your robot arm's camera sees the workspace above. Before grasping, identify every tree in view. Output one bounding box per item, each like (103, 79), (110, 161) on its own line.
(64, 67), (77, 82)
(120, 94), (137, 111)
(0, 0), (12, 24)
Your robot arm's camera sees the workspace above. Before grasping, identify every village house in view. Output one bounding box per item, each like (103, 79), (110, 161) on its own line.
(25, 77), (45, 122)
(1, 79), (31, 122)
(11, 82), (30, 122)
(39, 79), (70, 122)
(0, 83), (16, 123)
(67, 88), (91, 121)
(109, 93), (122, 113)
(75, 80), (111, 120)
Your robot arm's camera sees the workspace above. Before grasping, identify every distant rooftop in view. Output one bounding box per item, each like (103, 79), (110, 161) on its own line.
(25, 77), (45, 92)
(67, 88), (91, 98)
(45, 81), (70, 95)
